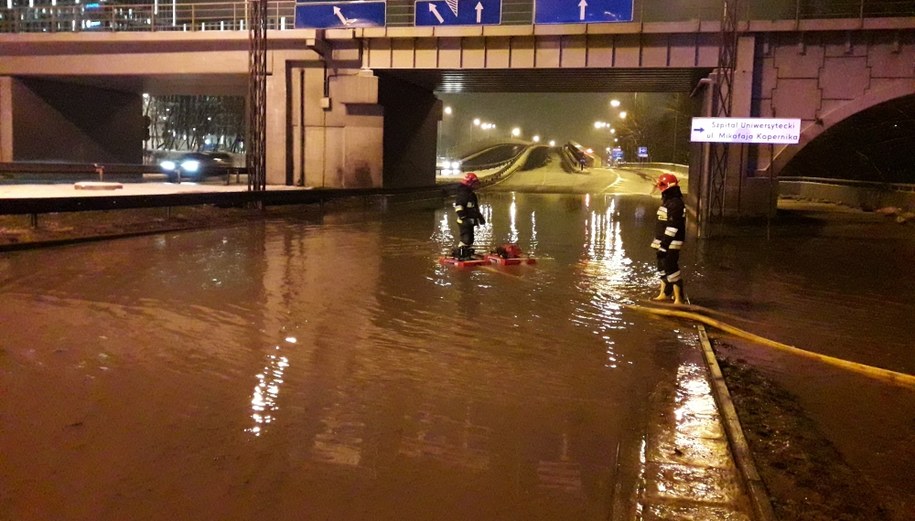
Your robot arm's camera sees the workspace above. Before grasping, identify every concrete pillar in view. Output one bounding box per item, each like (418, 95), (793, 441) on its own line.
(0, 77), (11, 162)
(725, 34), (776, 219)
(285, 59), (384, 189)
(378, 73), (440, 189)
(266, 68), (288, 185)
(690, 35), (774, 229)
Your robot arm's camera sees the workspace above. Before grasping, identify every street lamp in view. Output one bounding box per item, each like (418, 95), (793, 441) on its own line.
(532, 135), (540, 143)
(444, 106), (452, 115)
(610, 99), (621, 108)
(511, 127), (521, 138)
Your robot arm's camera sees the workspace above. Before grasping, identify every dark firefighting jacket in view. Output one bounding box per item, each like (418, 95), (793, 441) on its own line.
(650, 185), (685, 253)
(454, 184), (484, 225)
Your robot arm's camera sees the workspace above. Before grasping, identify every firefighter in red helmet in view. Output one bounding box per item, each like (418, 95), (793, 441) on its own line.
(650, 173), (687, 304)
(452, 172), (486, 260)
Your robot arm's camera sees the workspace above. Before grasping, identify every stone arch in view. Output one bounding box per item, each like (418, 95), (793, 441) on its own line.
(773, 82), (915, 175)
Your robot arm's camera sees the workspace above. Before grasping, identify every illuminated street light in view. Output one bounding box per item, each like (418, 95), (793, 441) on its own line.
(619, 111), (627, 119)
(548, 140), (556, 147)
(473, 118), (481, 126)
(610, 99), (621, 108)
(532, 135), (540, 142)
(511, 127), (521, 137)
(444, 106), (452, 115)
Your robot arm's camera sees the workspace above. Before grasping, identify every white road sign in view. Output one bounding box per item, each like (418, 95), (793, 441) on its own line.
(690, 117), (801, 144)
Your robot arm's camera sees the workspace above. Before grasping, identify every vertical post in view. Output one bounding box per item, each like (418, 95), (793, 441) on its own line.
(767, 142), (774, 241)
(247, 0), (268, 201)
(705, 0), (739, 238)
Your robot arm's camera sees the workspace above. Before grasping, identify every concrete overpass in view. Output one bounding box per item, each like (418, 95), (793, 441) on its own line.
(1, 4), (913, 220)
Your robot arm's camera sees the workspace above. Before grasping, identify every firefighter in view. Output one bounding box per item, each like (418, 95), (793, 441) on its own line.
(452, 172), (486, 260)
(650, 173), (686, 304)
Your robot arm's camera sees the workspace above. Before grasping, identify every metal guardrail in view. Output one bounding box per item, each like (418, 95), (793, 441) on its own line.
(1, 0), (913, 33)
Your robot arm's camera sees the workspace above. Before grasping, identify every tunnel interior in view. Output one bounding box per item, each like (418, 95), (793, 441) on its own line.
(782, 94), (915, 184)
(376, 67), (711, 169)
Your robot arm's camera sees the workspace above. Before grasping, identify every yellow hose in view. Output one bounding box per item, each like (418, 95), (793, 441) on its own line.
(627, 303), (915, 389)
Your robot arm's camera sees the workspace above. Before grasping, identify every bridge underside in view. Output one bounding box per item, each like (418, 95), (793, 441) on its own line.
(377, 67), (713, 94)
(19, 74), (248, 97)
(29, 67), (711, 97)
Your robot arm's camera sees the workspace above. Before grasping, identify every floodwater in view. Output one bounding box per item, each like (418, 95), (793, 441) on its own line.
(689, 205), (915, 518)
(0, 192), (696, 520)
(1, 188), (913, 520)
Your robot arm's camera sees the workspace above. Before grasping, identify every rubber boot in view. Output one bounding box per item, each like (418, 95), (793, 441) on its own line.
(672, 281), (685, 305)
(651, 280), (669, 301)
(458, 246), (474, 260)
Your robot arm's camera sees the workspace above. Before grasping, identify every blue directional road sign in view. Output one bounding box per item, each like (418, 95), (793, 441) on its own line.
(295, 1), (386, 29)
(535, 0), (632, 25)
(415, 0), (501, 26)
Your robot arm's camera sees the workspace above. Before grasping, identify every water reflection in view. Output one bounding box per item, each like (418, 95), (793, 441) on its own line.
(537, 430), (584, 494)
(399, 405), (491, 471)
(247, 337), (294, 437)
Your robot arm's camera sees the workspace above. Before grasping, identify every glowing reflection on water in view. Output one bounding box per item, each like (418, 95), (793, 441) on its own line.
(246, 337), (294, 437)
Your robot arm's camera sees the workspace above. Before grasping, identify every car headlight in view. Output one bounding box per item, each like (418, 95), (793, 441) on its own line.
(181, 160), (200, 173)
(450, 161), (461, 169)
(160, 160), (176, 170)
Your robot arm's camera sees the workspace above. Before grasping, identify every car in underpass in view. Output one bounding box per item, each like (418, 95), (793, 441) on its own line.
(159, 151), (241, 183)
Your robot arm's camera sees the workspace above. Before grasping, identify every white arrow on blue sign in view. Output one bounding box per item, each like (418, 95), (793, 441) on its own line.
(295, 1), (386, 29)
(534, 0), (633, 25)
(415, 0), (501, 25)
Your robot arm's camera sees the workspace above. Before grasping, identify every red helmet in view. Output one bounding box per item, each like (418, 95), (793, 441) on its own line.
(461, 172), (480, 186)
(656, 173), (678, 192)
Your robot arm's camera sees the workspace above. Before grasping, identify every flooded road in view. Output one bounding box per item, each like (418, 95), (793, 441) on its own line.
(1, 192), (699, 520)
(1, 183), (913, 520)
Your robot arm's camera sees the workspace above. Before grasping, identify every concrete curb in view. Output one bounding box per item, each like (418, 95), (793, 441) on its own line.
(696, 325), (779, 521)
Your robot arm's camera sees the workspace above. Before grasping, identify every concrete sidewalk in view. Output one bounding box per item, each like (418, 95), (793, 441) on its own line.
(0, 179), (299, 200)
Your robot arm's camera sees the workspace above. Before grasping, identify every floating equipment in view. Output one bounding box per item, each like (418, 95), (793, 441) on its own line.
(438, 256), (491, 268)
(484, 254), (536, 266)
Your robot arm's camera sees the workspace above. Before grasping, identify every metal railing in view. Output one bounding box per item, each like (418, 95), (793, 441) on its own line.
(1, 0), (913, 33)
